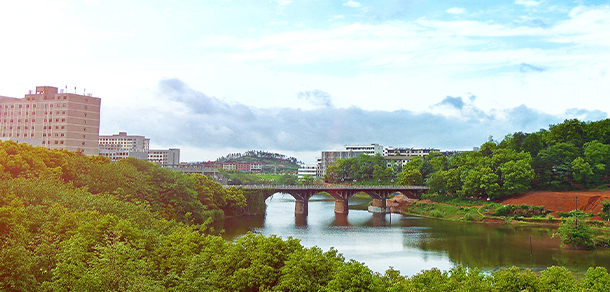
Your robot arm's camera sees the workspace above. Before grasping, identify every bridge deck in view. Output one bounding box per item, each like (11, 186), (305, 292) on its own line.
(226, 185), (428, 191)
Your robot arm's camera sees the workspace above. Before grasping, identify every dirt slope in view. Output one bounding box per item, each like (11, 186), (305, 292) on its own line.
(501, 191), (610, 213)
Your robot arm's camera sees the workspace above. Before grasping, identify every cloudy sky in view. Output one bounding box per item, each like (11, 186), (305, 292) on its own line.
(1, 0), (609, 163)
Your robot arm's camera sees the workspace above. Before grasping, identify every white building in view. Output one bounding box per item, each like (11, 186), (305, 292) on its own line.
(98, 132), (179, 165)
(297, 164), (318, 179)
(99, 132), (149, 152)
(383, 147), (440, 157)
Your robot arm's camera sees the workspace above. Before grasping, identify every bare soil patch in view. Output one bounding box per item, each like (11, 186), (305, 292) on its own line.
(500, 190), (610, 214)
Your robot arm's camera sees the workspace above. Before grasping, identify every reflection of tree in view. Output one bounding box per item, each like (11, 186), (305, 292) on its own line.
(402, 219), (610, 271)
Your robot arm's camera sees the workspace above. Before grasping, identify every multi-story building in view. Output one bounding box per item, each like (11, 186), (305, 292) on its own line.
(99, 132), (150, 152)
(319, 143), (384, 177)
(236, 163), (251, 171)
(148, 149), (180, 165)
(297, 164), (318, 179)
(99, 132), (149, 161)
(383, 147), (440, 168)
(223, 162), (237, 170)
(98, 132), (179, 165)
(0, 86), (101, 155)
(383, 147), (440, 157)
(250, 162), (262, 173)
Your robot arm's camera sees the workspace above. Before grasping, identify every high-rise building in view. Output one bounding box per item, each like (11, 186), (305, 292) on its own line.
(0, 86), (101, 155)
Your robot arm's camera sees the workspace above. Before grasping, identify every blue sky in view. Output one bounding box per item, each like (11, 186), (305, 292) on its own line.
(1, 0), (609, 163)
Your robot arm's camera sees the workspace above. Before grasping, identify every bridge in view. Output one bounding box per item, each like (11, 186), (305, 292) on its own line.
(230, 185), (428, 216)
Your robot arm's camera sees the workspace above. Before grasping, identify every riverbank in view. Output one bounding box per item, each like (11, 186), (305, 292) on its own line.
(399, 193), (610, 249)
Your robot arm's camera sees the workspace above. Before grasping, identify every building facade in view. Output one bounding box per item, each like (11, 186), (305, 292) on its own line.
(98, 132), (179, 165)
(383, 147), (440, 157)
(0, 86), (101, 155)
(148, 149), (180, 165)
(297, 164), (318, 179)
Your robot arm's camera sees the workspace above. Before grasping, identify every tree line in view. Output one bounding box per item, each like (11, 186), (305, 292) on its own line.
(325, 118), (610, 200)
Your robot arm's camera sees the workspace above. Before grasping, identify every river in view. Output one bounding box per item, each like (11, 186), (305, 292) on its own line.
(223, 193), (610, 276)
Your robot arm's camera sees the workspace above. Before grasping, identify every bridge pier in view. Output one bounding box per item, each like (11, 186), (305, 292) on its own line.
(334, 199), (349, 214)
(295, 200), (309, 216)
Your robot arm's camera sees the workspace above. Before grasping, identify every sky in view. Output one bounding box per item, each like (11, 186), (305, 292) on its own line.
(1, 0), (609, 164)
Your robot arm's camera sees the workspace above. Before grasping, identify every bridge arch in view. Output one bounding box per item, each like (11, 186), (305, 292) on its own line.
(230, 185), (427, 216)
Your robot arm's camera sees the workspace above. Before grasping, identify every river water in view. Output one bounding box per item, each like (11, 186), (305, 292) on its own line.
(223, 194), (610, 276)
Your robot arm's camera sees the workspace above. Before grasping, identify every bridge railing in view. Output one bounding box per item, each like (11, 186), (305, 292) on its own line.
(224, 185), (428, 190)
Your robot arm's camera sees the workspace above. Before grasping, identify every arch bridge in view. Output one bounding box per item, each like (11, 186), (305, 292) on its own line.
(230, 185), (428, 216)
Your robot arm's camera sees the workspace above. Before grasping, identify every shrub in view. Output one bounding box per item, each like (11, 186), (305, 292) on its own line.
(493, 204), (551, 217)
(556, 209), (593, 218)
(554, 217), (594, 248)
(601, 199), (610, 220)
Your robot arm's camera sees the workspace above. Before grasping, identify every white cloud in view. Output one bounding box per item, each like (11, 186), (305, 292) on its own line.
(515, 0), (541, 7)
(343, 1), (361, 8)
(278, 0), (292, 6)
(446, 7), (465, 14)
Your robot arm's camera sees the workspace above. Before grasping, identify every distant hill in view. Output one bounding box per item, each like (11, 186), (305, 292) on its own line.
(216, 150), (302, 173)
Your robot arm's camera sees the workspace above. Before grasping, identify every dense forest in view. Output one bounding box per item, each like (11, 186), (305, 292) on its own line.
(326, 118), (610, 200)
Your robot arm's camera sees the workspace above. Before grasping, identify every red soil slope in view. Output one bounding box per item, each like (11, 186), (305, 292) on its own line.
(500, 191), (610, 213)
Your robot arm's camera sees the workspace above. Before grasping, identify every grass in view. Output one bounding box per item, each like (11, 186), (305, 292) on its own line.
(404, 202), (485, 221)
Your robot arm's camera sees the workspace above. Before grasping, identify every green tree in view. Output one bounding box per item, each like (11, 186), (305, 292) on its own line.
(580, 267), (610, 291)
(324, 154), (397, 185)
(322, 260), (385, 292)
(499, 159), (535, 196)
(544, 118), (588, 148)
(297, 175), (315, 186)
(277, 174), (298, 185)
(491, 266), (538, 292)
(537, 266), (578, 292)
(533, 143), (580, 190)
(571, 157), (594, 187)
(275, 247), (344, 292)
(584, 140), (610, 181)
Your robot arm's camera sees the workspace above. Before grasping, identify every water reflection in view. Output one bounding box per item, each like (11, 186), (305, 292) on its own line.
(223, 193), (610, 275)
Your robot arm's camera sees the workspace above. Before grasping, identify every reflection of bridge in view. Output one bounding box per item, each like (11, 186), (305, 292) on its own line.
(231, 185), (428, 216)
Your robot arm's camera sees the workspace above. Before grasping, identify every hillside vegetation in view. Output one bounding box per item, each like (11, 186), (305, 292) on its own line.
(216, 150), (301, 173)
